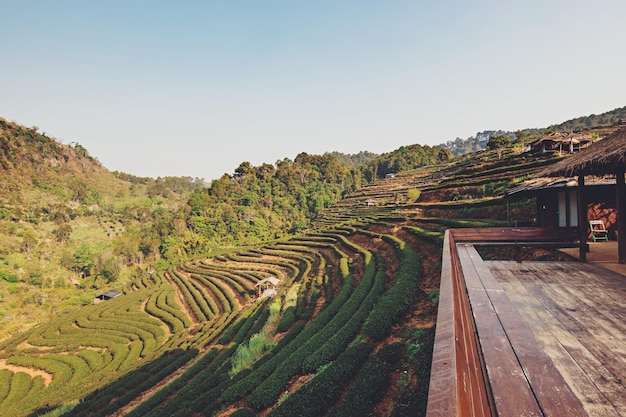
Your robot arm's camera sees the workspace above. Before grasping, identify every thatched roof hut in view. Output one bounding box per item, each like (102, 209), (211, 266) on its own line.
(255, 277), (280, 299)
(539, 127), (626, 177)
(538, 127), (626, 264)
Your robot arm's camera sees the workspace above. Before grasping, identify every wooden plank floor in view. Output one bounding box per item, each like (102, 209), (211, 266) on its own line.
(487, 260), (626, 417)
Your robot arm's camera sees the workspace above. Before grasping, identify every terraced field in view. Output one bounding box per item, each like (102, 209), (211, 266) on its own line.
(0, 148), (556, 416)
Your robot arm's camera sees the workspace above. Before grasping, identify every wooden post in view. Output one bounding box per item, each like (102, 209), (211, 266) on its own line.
(617, 170), (626, 264)
(506, 197), (511, 226)
(578, 175), (587, 262)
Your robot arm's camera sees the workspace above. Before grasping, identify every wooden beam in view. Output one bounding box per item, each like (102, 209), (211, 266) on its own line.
(578, 175), (587, 262)
(426, 231), (493, 417)
(617, 170), (626, 264)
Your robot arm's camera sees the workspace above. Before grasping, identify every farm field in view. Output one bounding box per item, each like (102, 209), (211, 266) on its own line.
(0, 148), (563, 416)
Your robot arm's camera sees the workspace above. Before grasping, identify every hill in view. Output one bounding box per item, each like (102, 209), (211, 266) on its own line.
(442, 105), (626, 156)
(0, 131), (570, 416)
(0, 118), (203, 339)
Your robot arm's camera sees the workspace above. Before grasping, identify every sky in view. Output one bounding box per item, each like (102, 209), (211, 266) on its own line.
(1, 1), (625, 182)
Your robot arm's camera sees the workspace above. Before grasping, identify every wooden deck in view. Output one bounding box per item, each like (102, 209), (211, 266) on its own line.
(488, 260), (626, 416)
(560, 240), (626, 277)
(426, 228), (626, 417)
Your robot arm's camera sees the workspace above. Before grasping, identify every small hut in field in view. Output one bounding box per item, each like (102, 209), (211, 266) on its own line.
(538, 127), (626, 263)
(255, 277), (280, 299)
(364, 198), (378, 207)
(94, 290), (122, 304)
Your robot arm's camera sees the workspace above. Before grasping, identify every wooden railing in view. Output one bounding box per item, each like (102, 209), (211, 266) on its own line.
(425, 227), (586, 417)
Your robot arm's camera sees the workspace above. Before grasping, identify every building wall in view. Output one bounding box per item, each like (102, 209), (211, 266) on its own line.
(536, 185), (617, 239)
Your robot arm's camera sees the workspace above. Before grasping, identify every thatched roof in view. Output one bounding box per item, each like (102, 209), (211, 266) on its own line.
(540, 127), (626, 177)
(506, 176), (614, 197)
(255, 277), (280, 287)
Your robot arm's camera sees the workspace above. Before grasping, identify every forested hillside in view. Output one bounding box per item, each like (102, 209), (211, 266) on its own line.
(442, 105), (626, 156)
(162, 145), (451, 262)
(0, 117), (452, 342)
(0, 118), (203, 338)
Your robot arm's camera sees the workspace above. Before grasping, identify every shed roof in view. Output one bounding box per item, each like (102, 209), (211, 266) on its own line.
(255, 277), (280, 287)
(539, 127), (626, 177)
(506, 176), (615, 197)
(98, 290), (122, 299)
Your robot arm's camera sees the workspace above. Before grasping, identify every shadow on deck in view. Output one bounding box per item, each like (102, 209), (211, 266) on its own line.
(426, 228), (626, 417)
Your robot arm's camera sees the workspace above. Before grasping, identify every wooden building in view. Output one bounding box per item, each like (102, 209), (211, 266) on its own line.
(94, 290), (122, 304)
(506, 176), (617, 235)
(527, 132), (595, 154)
(538, 127), (626, 263)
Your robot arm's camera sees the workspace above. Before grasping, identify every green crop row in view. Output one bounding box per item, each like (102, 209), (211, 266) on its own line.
(45, 353), (92, 385)
(302, 252), (386, 373)
(218, 258), (353, 407)
(144, 288), (189, 333)
(7, 355), (72, 390)
(2, 371), (43, 408)
(159, 283), (197, 328)
(276, 306), (296, 332)
(192, 321), (307, 415)
(167, 268), (213, 322)
(72, 314), (162, 358)
(26, 293), (162, 351)
(218, 301), (265, 345)
(76, 349), (107, 372)
(267, 342), (375, 417)
(182, 263), (257, 298)
(244, 256), (355, 410)
(194, 273), (237, 313)
(198, 259), (268, 282)
(286, 238), (351, 261)
(187, 273), (228, 314)
(69, 348), (197, 417)
(133, 301), (270, 417)
(403, 225), (444, 245)
(1, 287), (178, 415)
(255, 247), (314, 287)
(327, 346), (397, 417)
(363, 236), (420, 342)
(0, 369), (12, 403)
(225, 252), (300, 284)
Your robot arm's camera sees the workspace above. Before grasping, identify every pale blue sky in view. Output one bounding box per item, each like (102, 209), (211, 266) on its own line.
(1, 1), (625, 181)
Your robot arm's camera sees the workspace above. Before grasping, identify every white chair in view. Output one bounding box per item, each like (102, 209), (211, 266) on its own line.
(589, 220), (609, 242)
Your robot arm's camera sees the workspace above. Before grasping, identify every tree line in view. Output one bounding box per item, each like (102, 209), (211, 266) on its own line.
(145, 145), (450, 264)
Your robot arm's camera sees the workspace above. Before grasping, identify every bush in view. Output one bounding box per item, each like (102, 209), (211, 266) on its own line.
(0, 270), (18, 283)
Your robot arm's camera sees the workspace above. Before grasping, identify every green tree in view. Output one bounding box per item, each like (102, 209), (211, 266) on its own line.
(99, 257), (121, 283)
(53, 223), (72, 242)
(486, 134), (512, 159)
(22, 229), (37, 253)
(74, 243), (95, 277)
(486, 134), (512, 150)
(407, 188), (421, 202)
